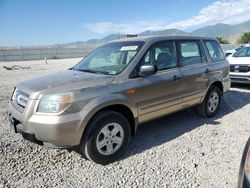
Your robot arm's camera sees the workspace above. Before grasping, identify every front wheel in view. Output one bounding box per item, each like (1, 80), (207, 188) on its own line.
(79, 110), (131, 165)
(196, 85), (222, 117)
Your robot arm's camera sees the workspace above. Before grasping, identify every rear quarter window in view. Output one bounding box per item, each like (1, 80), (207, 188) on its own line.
(205, 40), (224, 62)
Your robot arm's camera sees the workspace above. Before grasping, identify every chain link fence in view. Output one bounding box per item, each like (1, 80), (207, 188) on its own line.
(0, 43), (243, 61)
(0, 43), (99, 61)
(220, 44), (243, 51)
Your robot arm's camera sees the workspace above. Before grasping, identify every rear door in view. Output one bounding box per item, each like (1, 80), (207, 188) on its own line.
(177, 40), (210, 106)
(203, 40), (228, 79)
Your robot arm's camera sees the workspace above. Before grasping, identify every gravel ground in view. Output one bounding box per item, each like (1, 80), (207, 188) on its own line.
(0, 58), (250, 187)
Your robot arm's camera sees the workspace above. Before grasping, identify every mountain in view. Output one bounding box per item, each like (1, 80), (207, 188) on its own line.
(139, 29), (188, 36)
(191, 23), (236, 37)
(191, 21), (250, 42)
(86, 34), (122, 44)
(78, 29), (188, 46)
(84, 29), (188, 44)
(44, 20), (250, 48)
(82, 20), (250, 45)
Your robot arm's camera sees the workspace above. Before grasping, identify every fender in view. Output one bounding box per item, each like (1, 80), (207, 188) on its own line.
(201, 77), (223, 103)
(78, 93), (137, 131)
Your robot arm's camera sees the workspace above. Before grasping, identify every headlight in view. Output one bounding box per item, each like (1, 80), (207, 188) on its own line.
(11, 88), (18, 101)
(37, 93), (73, 113)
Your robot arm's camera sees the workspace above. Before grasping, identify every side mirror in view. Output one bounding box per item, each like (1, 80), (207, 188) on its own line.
(139, 65), (156, 77)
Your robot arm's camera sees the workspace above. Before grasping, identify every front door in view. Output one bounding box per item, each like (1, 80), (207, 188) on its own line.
(130, 40), (184, 123)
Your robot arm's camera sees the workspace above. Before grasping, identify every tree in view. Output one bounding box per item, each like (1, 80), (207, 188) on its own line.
(238, 32), (250, 43)
(216, 36), (229, 44)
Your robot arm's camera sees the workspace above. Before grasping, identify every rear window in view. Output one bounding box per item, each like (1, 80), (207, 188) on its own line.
(205, 40), (224, 62)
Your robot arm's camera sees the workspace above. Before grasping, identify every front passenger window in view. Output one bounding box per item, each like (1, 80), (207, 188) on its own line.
(141, 41), (177, 71)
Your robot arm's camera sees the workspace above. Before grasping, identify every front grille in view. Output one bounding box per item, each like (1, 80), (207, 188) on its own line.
(230, 65), (250, 73)
(12, 89), (29, 108)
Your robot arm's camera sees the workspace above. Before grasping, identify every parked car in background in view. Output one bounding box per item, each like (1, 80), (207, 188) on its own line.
(225, 45), (245, 57)
(238, 137), (250, 188)
(9, 36), (231, 164)
(227, 45), (250, 84)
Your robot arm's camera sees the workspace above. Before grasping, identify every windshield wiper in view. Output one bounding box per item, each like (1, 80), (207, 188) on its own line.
(77, 69), (110, 75)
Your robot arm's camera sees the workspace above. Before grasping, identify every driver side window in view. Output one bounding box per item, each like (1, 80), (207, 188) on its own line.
(141, 41), (177, 71)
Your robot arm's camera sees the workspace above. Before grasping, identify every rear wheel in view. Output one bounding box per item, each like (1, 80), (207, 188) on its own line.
(196, 85), (222, 117)
(79, 110), (131, 165)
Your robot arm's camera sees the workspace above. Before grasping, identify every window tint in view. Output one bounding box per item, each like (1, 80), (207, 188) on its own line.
(179, 41), (203, 66)
(141, 41), (177, 71)
(205, 40), (224, 61)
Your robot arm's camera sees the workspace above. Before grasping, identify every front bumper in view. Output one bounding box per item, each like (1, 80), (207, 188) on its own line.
(9, 114), (43, 145)
(223, 76), (231, 93)
(9, 101), (85, 148)
(229, 73), (250, 84)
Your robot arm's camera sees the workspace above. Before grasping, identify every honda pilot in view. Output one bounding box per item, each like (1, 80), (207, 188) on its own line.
(9, 36), (231, 164)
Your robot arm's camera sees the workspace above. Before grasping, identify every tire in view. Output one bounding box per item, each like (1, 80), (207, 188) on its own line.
(238, 137), (250, 188)
(79, 110), (131, 165)
(196, 85), (222, 118)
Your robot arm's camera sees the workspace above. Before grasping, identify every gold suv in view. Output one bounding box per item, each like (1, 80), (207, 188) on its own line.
(9, 36), (231, 164)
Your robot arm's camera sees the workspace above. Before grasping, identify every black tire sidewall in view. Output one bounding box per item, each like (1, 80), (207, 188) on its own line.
(205, 86), (221, 117)
(238, 137), (250, 187)
(83, 111), (131, 164)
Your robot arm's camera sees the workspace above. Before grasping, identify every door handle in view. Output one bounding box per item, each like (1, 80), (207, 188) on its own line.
(173, 75), (181, 81)
(205, 69), (211, 73)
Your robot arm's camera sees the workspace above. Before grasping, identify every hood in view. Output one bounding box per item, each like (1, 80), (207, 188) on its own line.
(227, 56), (250, 65)
(17, 70), (114, 99)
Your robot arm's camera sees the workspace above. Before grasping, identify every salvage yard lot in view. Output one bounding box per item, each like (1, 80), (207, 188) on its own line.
(0, 59), (250, 187)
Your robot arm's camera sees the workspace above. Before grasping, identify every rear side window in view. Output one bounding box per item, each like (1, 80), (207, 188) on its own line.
(179, 41), (203, 66)
(205, 40), (224, 62)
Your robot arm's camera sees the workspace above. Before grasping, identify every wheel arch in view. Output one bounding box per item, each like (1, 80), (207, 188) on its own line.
(201, 80), (224, 103)
(93, 104), (137, 137)
(210, 81), (223, 95)
(79, 95), (138, 141)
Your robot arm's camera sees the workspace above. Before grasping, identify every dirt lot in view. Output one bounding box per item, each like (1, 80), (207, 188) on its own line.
(0, 59), (250, 187)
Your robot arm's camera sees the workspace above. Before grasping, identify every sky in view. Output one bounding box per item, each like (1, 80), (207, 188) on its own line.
(0, 0), (250, 46)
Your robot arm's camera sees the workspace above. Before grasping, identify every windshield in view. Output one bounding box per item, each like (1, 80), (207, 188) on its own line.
(73, 41), (144, 75)
(233, 47), (250, 57)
